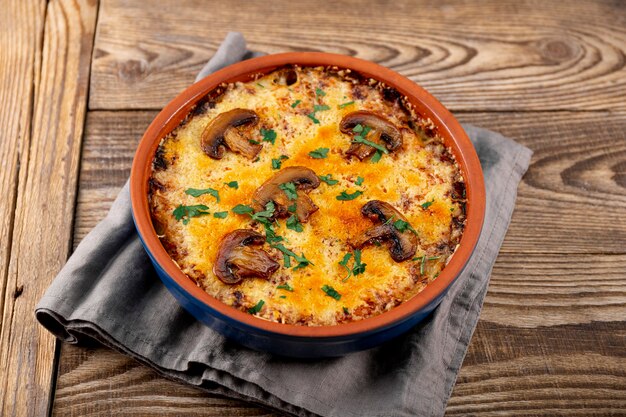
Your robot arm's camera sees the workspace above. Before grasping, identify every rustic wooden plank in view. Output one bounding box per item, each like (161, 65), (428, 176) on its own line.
(447, 321), (626, 416)
(0, 1), (99, 415)
(53, 345), (280, 417)
(89, 0), (626, 111)
(72, 110), (626, 254)
(0, 0), (46, 338)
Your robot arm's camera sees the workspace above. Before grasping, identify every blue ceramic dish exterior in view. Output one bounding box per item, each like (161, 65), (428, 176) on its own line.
(136, 223), (451, 357)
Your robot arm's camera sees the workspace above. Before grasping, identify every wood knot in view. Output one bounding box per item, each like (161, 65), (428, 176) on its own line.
(117, 59), (149, 82)
(539, 39), (578, 63)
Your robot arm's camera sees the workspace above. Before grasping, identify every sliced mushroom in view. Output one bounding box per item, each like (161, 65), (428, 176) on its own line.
(350, 200), (417, 262)
(214, 229), (279, 284)
(251, 166), (321, 223)
(339, 111), (403, 160)
(201, 108), (261, 160)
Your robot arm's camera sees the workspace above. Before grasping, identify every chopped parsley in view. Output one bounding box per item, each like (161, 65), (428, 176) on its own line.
(353, 136), (389, 154)
(248, 300), (265, 314)
(338, 253), (353, 280)
(213, 211), (228, 219)
(338, 249), (366, 281)
(343, 306), (349, 314)
(250, 201), (276, 223)
(313, 104), (330, 112)
(277, 283), (294, 292)
(224, 181), (239, 189)
(249, 139), (261, 145)
(279, 182), (298, 200)
(393, 219), (417, 235)
(421, 199), (434, 210)
(352, 124), (389, 154)
(355, 176), (364, 186)
(271, 154), (289, 170)
(286, 215), (303, 232)
(318, 174), (339, 185)
(336, 190), (363, 201)
(232, 204), (254, 215)
(371, 150), (383, 163)
(287, 203), (297, 213)
(272, 243), (313, 270)
(315, 87), (326, 97)
(338, 101), (355, 109)
(321, 285), (341, 301)
(291, 99), (301, 108)
(172, 204), (210, 225)
(260, 128), (277, 145)
(307, 113), (320, 124)
(185, 187), (220, 202)
(412, 255), (441, 275)
(308, 148), (329, 159)
(279, 295), (287, 299)
(256, 83), (265, 88)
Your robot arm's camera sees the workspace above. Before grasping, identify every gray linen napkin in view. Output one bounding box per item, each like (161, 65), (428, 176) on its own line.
(36, 32), (532, 417)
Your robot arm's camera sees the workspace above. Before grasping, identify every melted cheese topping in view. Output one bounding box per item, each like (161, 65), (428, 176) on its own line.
(149, 67), (466, 326)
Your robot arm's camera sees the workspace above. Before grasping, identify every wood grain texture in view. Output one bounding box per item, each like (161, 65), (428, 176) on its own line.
(0, 0), (98, 415)
(88, 0), (626, 111)
(0, 0), (45, 338)
(53, 345), (280, 417)
(448, 321), (626, 416)
(52, 108), (626, 416)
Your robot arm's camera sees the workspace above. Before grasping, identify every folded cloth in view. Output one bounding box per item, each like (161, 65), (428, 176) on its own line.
(36, 32), (532, 417)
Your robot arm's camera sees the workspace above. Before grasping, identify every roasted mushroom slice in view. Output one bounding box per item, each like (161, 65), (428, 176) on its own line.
(339, 111), (403, 160)
(214, 229), (279, 284)
(350, 200), (417, 262)
(251, 166), (321, 223)
(201, 108), (261, 160)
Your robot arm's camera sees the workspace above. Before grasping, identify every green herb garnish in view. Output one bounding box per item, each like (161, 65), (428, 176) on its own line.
(371, 150), (383, 163)
(393, 219), (417, 235)
(173, 204), (210, 225)
(287, 203), (297, 213)
(249, 139), (261, 145)
(185, 187), (220, 202)
(412, 255), (441, 276)
(271, 154), (289, 170)
(343, 306), (349, 314)
(224, 181), (239, 189)
(250, 201), (276, 223)
(213, 211), (228, 219)
(338, 249), (366, 281)
(279, 295), (287, 299)
(286, 215), (303, 232)
(256, 83), (265, 88)
(321, 285), (341, 301)
(355, 176), (364, 186)
(313, 104), (330, 112)
(315, 87), (326, 97)
(307, 113), (320, 124)
(272, 243), (313, 270)
(336, 190), (363, 201)
(421, 199), (434, 210)
(338, 253), (353, 280)
(338, 101), (355, 109)
(232, 204), (254, 215)
(352, 136), (389, 154)
(279, 182), (298, 200)
(260, 128), (277, 145)
(248, 300), (265, 314)
(291, 99), (301, 108)
(309, 148), (329, 159)
(318, 174), (339, 185)
(277, 283), (294, 292)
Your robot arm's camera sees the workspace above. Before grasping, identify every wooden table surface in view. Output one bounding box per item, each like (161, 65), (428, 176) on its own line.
(1, 0), (625, 415)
